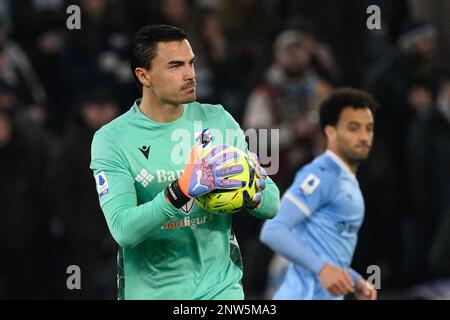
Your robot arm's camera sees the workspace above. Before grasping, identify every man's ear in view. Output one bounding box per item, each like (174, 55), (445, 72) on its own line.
(134, 67), (151, 87)
(324, 125), (336, 142)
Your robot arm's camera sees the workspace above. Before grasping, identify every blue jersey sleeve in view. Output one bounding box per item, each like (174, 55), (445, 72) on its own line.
(260, 164), (335, 274)
(260, 195), (328, 273)
(284, 164), (334, 218)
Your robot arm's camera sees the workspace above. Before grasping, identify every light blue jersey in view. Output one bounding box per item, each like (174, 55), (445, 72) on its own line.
(260, 150), (365, 300)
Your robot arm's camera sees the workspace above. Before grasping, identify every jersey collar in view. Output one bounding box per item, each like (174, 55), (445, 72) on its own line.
(131, 98), (187, 127)
(325, 149), (356, 179)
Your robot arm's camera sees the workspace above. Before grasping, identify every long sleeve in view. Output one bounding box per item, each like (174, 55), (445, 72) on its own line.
(90, 130), (179, 248)
(260, 194), (328, 274)
(260, 180), (364, 282)
(101, 191), (179, 249)
(247, 176), (279, 219)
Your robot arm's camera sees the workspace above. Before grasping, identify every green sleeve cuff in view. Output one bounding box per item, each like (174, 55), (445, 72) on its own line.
(247, 177), (280, 219)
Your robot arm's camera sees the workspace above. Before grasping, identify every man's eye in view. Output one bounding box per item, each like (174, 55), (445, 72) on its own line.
(171, 65), (181, 69)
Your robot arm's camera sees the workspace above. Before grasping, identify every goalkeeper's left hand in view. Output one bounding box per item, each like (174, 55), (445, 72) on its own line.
(245, 152), (267, 210)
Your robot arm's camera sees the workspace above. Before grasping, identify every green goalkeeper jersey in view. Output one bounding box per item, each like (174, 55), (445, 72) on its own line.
(90, 99), (280, 300)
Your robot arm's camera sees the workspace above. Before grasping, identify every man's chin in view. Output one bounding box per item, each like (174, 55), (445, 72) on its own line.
(173, 97), (195, 106)
(345, 150), (370, 164)
(352, 153), (370, 162)
(182, 93), (196, 104)
(354, 146), (371, 158)
(184, 97), (196, 104)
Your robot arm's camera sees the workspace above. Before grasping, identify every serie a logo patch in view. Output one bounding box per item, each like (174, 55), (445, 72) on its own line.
(95, 171), (109, 197)
(300, 174), (321, 195)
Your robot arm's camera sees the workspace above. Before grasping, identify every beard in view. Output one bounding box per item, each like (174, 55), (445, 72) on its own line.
(337, 141), (371, 165)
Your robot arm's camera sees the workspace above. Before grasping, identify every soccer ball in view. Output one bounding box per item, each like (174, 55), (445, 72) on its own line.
(195, 146), (257, 214)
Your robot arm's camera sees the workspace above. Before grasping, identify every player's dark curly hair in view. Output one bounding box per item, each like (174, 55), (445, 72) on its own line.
(130, 25), (187, 88)
(319, 87), (380, 133)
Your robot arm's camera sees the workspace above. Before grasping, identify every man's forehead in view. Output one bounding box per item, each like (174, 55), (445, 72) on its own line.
(339, 107), (374, 123)
(155, 40), (194, 61)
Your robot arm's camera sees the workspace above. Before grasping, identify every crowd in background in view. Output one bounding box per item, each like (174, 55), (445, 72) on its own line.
(0, 0), (449, 299)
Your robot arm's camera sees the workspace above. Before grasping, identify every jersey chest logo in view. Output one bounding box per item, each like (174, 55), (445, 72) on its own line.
(138, 145), (150, 159)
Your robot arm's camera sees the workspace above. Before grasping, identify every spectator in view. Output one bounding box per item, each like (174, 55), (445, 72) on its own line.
(63, 0), (134, 115)
(366, 20), (441, 165)
(50, 91), (119, 299)
(238, 29), (333, 299)
(0, 109), (51, 299)
(188, 8), (245, 121)
(0, 21), (47, 117)
(357, 20), (443, 287)
(406, 77), (450, 282)
(220, 0), (281, 94)
(243, 29), (332, 192)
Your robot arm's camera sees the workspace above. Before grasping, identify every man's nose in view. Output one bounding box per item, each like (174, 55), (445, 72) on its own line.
(359, 130), (371, 143)
(184, 66), (195, 80)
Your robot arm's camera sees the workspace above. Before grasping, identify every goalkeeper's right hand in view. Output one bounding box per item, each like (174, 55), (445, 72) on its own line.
(165, 144), (245, 208)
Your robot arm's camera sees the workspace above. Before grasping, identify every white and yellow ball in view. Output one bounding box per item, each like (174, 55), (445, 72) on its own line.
(195, 146), (257, 214)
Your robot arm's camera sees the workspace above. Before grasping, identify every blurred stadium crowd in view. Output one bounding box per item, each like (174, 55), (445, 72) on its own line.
(0, 0), (449, 299)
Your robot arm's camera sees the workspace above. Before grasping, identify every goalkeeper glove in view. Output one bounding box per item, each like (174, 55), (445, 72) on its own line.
(165, 144), (246, 208)
(244, 152), (267, 210)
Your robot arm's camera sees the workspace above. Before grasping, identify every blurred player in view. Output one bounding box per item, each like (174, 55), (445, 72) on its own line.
(90, 25), (279, 299)
(260, 88), (378, 300)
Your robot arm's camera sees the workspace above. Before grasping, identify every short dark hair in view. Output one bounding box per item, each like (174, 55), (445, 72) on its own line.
(319, 87), (379, 133)
(130, 24), (187, 86)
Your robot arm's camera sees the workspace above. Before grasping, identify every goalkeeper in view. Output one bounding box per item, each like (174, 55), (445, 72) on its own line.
(90, 24), (280, 300)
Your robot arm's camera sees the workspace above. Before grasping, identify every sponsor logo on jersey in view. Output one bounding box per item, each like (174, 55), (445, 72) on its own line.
(161, 215), (208, 230)
(135, 169), (154, 187)
(155, 169), (184, 183)
(95, 171), (109, 197)
(300, 173), (321, 195)
(135, 169), (184, 187)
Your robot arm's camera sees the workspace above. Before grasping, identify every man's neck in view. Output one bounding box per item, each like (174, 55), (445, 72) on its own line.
(139, 90), (184, 123)
(326, 148), (359, 175)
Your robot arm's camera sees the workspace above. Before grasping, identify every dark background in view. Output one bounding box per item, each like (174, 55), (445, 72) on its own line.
(0, 0), (449, 300)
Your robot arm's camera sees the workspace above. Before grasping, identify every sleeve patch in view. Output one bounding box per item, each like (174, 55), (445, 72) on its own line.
(300, 174), (321, 195)
(95, 171), (109, 197)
